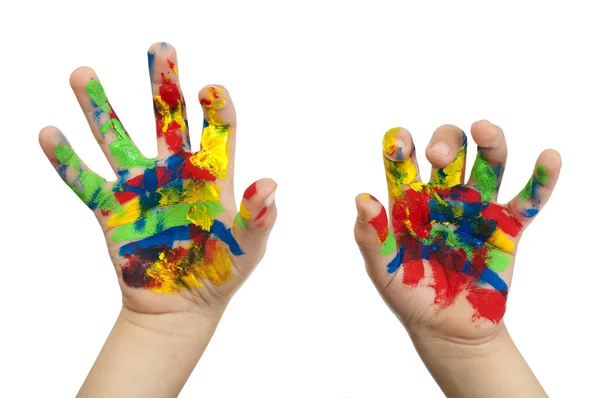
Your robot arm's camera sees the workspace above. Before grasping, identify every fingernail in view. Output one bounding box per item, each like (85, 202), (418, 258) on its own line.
(264, 189), (276, 206)
(430, 142), (450, 156)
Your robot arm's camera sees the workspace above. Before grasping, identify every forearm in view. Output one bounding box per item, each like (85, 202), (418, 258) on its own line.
(77, 306), (223, 398)
(412, 326), (547, 398)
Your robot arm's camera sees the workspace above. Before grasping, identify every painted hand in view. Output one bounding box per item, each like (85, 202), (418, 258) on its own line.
(354, 121), (561, 340)
(39, 43), (277, 315)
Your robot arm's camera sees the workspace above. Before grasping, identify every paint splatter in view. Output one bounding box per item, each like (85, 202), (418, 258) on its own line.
(54, 85), (240, 294)
(151, 53), (187, 154)
(383, 139), (522, 324)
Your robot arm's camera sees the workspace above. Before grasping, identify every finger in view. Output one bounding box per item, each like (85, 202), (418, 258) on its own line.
(70, 67), (152, 172)
(38, 126), (117, 214)
(383, 127), (422, 199)
(189, 85), (236, 188)
(354, 194), (402, 289)
(232, 179), (278, 273)
(426, 124), (467, 188)
(466, 120), (508, 202)
(148, 42), (191, 157)
(507, 149), (562, 227)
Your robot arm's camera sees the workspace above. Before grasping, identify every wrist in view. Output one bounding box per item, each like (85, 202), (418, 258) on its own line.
(410, 323), (510, 361)
(78, 307), (224, 398)
(410, 326), (547, 398)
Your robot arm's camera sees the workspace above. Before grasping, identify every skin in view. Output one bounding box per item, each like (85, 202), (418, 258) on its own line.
(355, 120), (561, 398)
(39, 42), (278, 398)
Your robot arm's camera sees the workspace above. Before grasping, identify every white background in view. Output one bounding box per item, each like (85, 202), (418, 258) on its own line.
(1, 1), (598, 397)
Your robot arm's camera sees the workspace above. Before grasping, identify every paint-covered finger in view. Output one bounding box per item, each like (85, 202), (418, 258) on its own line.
(507, 149), (562, 226)
(70, 67), (152, 173)
(39, 126), (116, 213)
(190, 86), (236, 187)
(466, 120), (507, 202)
(232, 179), (278, 273)
(148, 42), (191, 157)
(354, 194), (401, 290)
(426, 124), (467, 188)
(383, 127), (421, 198)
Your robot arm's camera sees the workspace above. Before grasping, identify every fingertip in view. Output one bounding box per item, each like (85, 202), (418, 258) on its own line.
(198, 84), (231, 104)
(355, 193), (384, 222)
(148, 41), (175, 54)
(471, 120), (504, 148)
(536, 149), (562, 187)
(69, 66), (96, 89)
(39, 126), (66, 158)
(383, 127), (413, 161)
(426, 124), (465, 168)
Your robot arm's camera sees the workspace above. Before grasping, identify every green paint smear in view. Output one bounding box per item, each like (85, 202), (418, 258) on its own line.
(486, 248), (511, 272)
(54, 145), (121, 212)
(112, 202), (225, 242)
(380, 229), (396, 256)
(86, 80), (111, 113)
(235, 213), (247, 229)
(425, 227), (474, 257)
(86, 80), (153, 169)
(472, 151), (498, 202)
(55, 145), (81, 169)
(519, 177), (534, 202)
(535, 165), (548, 185)
(109, 139), (154, 169)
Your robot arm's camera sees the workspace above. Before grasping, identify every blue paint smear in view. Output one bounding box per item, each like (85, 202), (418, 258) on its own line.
(87, 187), (103, 210)
(92, 108), (103, 124)
(134, 217), (147, 232)
(210, 219), (244, 255)
(478, 267), (508, 295)
(530, 180), (542, 204)
(119, 225), (190, 256)
(160, 42), (168, 49)
(147, 51), (156, 78)
(386, 248), (404, 273)
(522, 208), (539, 218)
(395, 147), (404, 161)
(58, 165), (68, 181)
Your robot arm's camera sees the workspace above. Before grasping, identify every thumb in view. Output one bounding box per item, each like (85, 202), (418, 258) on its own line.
(354, 194), (401, 290)
(233, 178), (278, 271)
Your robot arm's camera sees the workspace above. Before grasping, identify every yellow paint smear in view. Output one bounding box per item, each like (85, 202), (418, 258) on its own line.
(154, 95), (187, 133)
(383, 127), (401, 157)
(487, 229), (515, 253)
(431, 145), (466, 188)
(107, 198), (141, 227)
(239, 202), (252, 221)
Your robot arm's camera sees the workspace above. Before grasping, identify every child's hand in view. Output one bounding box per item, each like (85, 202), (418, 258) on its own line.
(39, 43), (277, 318)
(354, 121), (561, 342)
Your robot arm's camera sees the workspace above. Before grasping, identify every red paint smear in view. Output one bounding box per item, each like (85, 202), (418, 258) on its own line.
(161, 119), (184, 153)
(209, 87), (220, 98)
(167, 58), (175, 70)
(183, 156), (217, 181)
(158, 81), (181, 108)
(392, 189), (431, 239)
(482, 203), (523, 237)
(200, 98), (212, 106)
(429, 258), (469, 308)
(255, 206), (267, 221)
(243, 182), (258, 200)
(100, 209), (111, 217)
(369, 206), (389, 242)
(114, 191), (138, 205)
(466, 288), (507, 324)
(402, 260), (425, 286)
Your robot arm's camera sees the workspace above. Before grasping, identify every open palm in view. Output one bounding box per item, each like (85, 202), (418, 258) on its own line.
(355, 121), (560, 340)
(40, 43), (277, 315)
